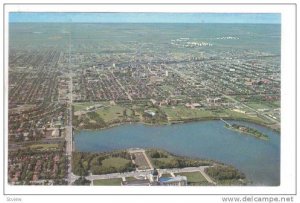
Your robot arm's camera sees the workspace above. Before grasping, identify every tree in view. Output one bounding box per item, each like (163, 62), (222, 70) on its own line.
(73, 177), (91, 185)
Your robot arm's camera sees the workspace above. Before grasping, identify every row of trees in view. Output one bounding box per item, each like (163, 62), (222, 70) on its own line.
(73, 177), (91, 185)
(152, 158), (211, 169)
(73, 112), (106, 129)
(148, 150), (168, 159)
(90, 162), (135, 175)
(147, 149), (212, 169)
(205, 165), (246, 185)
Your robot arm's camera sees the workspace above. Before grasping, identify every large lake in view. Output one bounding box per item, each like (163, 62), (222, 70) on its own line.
(74, 120), (280, 186)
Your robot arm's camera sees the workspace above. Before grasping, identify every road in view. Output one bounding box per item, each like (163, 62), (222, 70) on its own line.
(142, 151), (154, 170)
(220, 118), (232, 126)
(116, 55), (280, 68)
(110, 70), (133, 101)
(221, 94), (279, 125)
(66, 33), (74, 185)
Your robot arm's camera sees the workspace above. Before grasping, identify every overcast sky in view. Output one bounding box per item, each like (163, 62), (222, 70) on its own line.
(9, 12), (281, 24)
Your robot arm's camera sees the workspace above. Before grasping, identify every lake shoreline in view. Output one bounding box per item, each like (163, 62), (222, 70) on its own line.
(74, 119), (280, 186)
(73, 148), (249, 186)
(73, 117), (280, 134)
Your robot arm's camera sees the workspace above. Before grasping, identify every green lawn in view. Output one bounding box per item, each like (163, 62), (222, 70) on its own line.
(124, 176), (138, 181)
(29, 144), (59, 150)
(95, 105), (126, 122)
(221, 109), (270, 124)
(125, 109), (133, 116)
(245, 101), (271, 110)
(152, 157), (174, 164)
(160, 173), (173, 178)
(271, 101), (280, 108)
(161, 106), (213, 120)
(162, 105), (272, 125)
(150, 157), (180, 169)
(175, 172), (208, 185)
(101, 157), (131, 169)
(73, 102), (108, 111)
(153, 157), (174, 162)
(93, 178), (121, 186)
(73, 102), (95, 111)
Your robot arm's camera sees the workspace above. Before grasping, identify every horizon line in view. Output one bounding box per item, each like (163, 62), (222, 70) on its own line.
(9, 22), (281, 24)
(9, 13), (281, 24)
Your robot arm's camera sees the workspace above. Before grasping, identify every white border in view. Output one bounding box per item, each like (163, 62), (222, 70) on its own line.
(2, 3), (296, 195)
(3, 4), (293, 13)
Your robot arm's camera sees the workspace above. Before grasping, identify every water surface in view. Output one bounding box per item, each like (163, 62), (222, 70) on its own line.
(75, 120), (280, 186)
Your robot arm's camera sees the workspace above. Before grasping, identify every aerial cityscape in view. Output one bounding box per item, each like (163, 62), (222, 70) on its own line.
(8, 13), (280, 186)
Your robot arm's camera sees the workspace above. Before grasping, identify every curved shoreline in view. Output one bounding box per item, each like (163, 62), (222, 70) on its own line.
(73, 117), (280, 134)
(72, 148), (249, 185)
(74, 118), (280, 186)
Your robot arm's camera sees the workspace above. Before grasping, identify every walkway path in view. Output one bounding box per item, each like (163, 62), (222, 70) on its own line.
(220, 118), (231, 126)
(128, 148), (154, 170)
(85, 166), (214, 183)
(199, 167), (216, 185)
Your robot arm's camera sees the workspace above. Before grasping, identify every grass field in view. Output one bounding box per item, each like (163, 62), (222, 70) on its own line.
(271, 101), (280, 108)
(221, 109), (270, 124)
(161, 105), (269, 124)
(160, 173), (173, 178)
(245, 101), (272, 110)
(73, 102), (143, 128)
(95, 105), (126, 122)
(175, 172), (208, 185)
(152, 157), (174, 164)
(29, 144), (59, 150)
(73, 102), (95, 111)
(150, 156), (180, 169)
(161, 106), (214, 120)
(73, 102), (109, 111)
(75, 101), (274, 128)
(125, 176), (139, 181)
(101, 157), (131, 169)
(93, 178), (121, 186)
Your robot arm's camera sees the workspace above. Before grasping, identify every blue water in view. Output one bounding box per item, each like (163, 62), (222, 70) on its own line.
(74, 120), (280, 186)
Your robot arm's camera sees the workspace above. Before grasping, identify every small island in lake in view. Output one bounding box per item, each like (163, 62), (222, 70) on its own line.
(225, 123), (269, 141)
